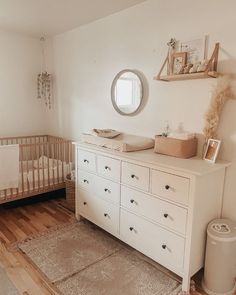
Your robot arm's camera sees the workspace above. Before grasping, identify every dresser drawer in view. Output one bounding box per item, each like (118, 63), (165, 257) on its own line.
(97, 155), (121, 181)
(122, 162), (149, 192)
(96, 175), (120, 204)
(77, 149), (96, 173)
(78, 190), (119, 234)
(151, 170), (189, 206)
(121, 186), (187, 235)
(120, 209), (184, 275)
(77, 170), (120, 204)
(77, 170), (95, 191)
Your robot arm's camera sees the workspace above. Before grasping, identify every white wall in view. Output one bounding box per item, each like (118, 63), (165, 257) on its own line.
(50, 0), (236, 221)
(0, 30), (46, 137)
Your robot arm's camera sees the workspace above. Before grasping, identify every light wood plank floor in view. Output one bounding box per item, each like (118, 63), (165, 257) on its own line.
(0, 197), (206, 295)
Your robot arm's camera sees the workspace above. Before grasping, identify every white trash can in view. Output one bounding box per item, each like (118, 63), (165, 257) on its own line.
(202, 219), (236, 295)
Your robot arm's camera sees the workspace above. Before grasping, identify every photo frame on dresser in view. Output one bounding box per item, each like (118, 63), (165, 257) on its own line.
(204, 139), (221, 163)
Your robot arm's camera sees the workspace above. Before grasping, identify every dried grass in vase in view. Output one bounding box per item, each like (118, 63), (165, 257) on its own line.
(203, 75), (234, 140)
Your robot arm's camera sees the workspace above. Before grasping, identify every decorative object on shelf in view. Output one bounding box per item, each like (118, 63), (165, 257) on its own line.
(203, 75), (234, 139)
(177, 65), (185, 75)
(37, 37), (52, 109)
(154, 42), (220, 81)
(189, 62), (201, 73)
(171, 52), (187, 75)
(180, 36), (207, 64)
(183, 63), (193, 74)
(167, 38), (177, 75)
(203, 139), (221, 163)
(197, 59), (209, 72)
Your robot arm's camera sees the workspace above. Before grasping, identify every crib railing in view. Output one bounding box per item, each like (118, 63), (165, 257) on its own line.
(0, 135), (73, 204)
(0, 135), (48, 146)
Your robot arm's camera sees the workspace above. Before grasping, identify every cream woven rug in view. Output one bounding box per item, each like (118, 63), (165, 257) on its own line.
(19, 222), (182, 295)
(0, 266), (19, 295)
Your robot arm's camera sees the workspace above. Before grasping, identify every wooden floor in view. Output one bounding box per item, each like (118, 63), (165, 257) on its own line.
(0, 197), (76, 295)
(0, 197), (206, 295)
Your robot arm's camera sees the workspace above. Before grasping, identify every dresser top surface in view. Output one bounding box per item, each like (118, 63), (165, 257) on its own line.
(74, 142), (230, 176)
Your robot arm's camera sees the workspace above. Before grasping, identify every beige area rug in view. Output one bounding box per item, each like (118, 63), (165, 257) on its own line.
(0, 266), (19, 295)
(18, 222), (182, 295)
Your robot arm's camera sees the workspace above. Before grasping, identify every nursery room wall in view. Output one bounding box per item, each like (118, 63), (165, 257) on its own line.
(48, 0), (236, 221)
(0, 30), (46, 137)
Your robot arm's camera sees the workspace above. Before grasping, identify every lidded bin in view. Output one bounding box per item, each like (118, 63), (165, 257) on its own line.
(202, 219), (236, 295)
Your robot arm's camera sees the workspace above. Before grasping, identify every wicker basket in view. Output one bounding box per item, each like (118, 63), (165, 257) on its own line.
(154, 135), (198, 159)
(65, 174), (75, 212)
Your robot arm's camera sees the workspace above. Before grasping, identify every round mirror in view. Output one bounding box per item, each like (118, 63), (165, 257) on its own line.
(111, 70), (143, 116)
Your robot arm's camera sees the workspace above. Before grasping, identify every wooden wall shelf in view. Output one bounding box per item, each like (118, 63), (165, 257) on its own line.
(154, 71), (219, 82)
(154, 43), (220, 82)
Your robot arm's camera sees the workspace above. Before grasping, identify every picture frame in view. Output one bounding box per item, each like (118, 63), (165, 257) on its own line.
(203, 139), (221, 163)
(179, 36), (208, 64)
(171, 52), (187, 75)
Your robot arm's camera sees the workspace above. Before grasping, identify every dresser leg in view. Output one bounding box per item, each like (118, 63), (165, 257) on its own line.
(75, 212), (82, 221)
(181, 275), (191, 294)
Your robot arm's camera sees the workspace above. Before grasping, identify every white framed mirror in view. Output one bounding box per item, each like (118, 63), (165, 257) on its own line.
(111, 70), (144, 116)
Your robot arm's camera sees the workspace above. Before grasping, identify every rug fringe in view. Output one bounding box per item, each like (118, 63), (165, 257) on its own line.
(7, 219), (78, 253)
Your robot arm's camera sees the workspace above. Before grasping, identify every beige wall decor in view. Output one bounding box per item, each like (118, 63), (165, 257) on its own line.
(203, 75), (234, 140)
(37, 37), (52, 109)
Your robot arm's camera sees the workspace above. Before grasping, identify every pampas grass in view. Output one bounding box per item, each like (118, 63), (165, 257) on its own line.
(203, 75), (234, 139)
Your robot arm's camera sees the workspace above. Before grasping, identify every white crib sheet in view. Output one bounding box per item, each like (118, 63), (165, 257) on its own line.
(0, 161), (73, 200)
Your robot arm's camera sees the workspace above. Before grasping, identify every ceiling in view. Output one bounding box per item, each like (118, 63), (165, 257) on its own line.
(0, 0), (147, 37)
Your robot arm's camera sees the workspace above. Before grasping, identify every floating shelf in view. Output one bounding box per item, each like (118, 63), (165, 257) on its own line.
(154, 43), (220, 82)
(154, 71), (219, 81)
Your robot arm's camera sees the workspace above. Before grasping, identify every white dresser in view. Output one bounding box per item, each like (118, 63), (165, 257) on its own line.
(74, 142), (229, 292)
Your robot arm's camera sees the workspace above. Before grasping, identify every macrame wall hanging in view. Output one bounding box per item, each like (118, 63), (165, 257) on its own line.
(37, 37), (52, 109)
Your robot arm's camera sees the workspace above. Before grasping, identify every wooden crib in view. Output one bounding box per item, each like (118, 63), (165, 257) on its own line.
(0, 135), (73, 204)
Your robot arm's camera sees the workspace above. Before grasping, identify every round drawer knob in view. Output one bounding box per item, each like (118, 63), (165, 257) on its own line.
(164, 213), (168, 218)
(104, 188), (109, 192)
(129, 227), (134, 231)
(104, 213), (108, 217)
(131, 174), (136, 179)
(130, 199), (135, 204)
(83, 202), (87, 205)
(83, 159), (89, 163)
(105, 166), (110, 170)
(165, 185), (170, 190)
(162, 244), (167, 250)
(83, 179), (89, 183)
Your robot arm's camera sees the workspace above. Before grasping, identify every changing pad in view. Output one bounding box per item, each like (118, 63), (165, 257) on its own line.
(81, 133), (154, 152)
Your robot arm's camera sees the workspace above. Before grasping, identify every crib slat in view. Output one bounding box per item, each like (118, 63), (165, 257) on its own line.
(20, 145), (25, 196)
(31, 138), (35, 191)
(52, 143), (55, 188)
(37, 143), (40, 192)
(26, 139), (30, 193)
(47, 143), (50, 187)
(61, 142), (64, 181)
(42, 143), (45, 189)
